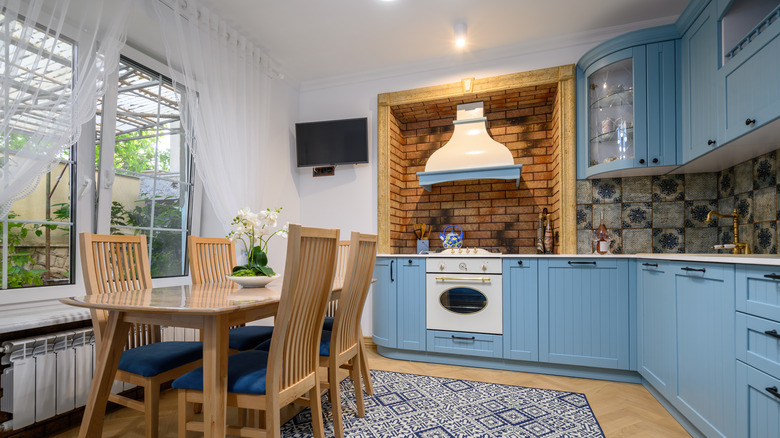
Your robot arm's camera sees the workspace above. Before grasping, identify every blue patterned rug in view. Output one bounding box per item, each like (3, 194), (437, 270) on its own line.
(281, 370), (605, 437)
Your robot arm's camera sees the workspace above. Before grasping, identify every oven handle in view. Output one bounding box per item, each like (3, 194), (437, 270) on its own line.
(435, 276), (492, 282)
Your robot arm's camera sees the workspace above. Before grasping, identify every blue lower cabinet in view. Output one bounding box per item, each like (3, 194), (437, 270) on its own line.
(539, 259), (631, 370)
(736, 361), (780, 438)
(502, 258), (538, 361)
(372, 257), (425, 351)
(371, 258), (397, 348)
(737, 265), (780, 323)
(737, 312), (780, 379)
(637, 260), (676, 400)
(426, 330), (503, 358)
(672, 262), (736, 438)
(397, 258), (426, 351)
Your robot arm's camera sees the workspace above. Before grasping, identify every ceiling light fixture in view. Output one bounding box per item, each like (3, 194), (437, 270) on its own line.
(454, 22), (467, 48)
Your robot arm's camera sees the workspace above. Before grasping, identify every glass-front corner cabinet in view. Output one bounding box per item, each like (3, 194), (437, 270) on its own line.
(588, 57), (635, 168)
(577, 42), (677, 179)
(578, 46), (647, 178)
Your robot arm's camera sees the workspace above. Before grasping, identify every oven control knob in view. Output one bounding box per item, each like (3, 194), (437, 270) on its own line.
(440, 264), (444, 271)
(482, 264), (487, 271)
(458, 262), (467, 271)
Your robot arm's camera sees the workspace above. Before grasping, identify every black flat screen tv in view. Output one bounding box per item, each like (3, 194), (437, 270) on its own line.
(295, 117), (368, 167)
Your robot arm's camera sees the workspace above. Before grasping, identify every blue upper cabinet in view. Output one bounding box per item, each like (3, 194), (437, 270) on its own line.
(680, 0), (719, 163)
(719, 3), (780, 145)
(577, 27), (679, 179)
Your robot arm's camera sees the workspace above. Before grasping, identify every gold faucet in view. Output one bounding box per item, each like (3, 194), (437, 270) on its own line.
(706, 209), (751, 254)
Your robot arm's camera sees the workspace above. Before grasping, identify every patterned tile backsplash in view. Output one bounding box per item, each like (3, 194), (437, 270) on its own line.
(577, 149), (779, 254)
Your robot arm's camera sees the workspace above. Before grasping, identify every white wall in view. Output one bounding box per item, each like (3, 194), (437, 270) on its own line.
(296, 25), (656, 337)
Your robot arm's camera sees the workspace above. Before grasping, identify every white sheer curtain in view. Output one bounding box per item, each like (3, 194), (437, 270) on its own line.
(150, 0), (272, 233)
(0, 0), (128, 218)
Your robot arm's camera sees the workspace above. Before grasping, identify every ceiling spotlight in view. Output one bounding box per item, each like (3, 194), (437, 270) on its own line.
(454, 22), (467, 48)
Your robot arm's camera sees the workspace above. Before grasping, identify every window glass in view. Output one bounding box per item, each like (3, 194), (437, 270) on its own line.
(1, 16), (75, 289)
(96, 58), (192, 278)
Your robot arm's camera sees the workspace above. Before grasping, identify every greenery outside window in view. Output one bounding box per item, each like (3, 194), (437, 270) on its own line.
(1, 17), (76, 290)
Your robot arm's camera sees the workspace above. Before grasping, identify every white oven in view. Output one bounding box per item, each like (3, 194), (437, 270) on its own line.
(425, 258), (502, 335)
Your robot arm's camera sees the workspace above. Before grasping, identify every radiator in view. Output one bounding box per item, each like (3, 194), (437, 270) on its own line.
(0, 326), (198, 430)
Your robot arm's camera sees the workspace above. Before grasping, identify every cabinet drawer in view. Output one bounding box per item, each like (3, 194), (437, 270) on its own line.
(737, 312), (780, 379)
(736, 361), (780, 438)
(426, 330), (502, 358)
(737, 266), (780, 322)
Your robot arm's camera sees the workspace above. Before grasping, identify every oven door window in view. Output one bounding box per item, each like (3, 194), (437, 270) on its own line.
(439, 287), (488, 314)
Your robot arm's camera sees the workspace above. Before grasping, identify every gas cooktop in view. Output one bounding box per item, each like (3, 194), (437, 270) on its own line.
(421, 248), (502, 255)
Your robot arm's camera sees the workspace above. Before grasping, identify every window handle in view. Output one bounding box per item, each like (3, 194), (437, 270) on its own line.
(79, 177), (93, 199)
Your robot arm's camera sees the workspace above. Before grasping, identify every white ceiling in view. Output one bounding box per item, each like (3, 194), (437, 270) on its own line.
(127, 0), (688, 84)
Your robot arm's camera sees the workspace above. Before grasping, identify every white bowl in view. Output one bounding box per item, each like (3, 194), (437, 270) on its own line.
(226, 274), (280, 288)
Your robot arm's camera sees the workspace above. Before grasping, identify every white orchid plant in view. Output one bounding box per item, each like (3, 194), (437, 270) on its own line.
(227, 206), (288, 277)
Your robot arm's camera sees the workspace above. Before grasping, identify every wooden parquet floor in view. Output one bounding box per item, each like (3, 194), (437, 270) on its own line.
(53, 344), (690, 437)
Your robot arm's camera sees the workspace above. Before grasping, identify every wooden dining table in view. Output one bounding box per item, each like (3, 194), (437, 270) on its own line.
(61, 279), (342, 438)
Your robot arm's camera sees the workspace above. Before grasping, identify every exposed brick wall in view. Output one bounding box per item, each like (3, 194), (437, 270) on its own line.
(388, 85), (560, 254)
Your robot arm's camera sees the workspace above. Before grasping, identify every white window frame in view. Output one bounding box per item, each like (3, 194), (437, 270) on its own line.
(0, 45), (204, 306)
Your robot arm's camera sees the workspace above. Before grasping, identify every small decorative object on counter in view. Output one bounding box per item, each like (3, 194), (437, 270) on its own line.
(439, 225), (464, 249)
(543, 218), (553, 254)
(593, 210), (611, 255)
(414, 223), (430, 254)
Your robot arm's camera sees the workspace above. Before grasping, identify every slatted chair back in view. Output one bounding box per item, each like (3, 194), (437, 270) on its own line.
(330, 232), (377, 362)
(188, 236), (237, 284)
(325, 240), (351, 318)
(266, 224), (340, 396)
(80, 232), (156, 347)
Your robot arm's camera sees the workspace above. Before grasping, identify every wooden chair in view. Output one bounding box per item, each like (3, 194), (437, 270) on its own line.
(322, 240), (374, 395)
(188, 235), (274, 351)
(320, 232), (378, 438)
(174, 224), (340, 438)
(79, 233), (203, 438)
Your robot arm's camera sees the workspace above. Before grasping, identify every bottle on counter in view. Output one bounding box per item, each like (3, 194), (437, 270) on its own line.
(543, 217), (553, 254)
(594, 210), (610, 255)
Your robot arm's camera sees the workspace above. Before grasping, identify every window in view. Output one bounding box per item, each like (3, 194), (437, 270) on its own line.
(95, 58), (193, 278)
(1, 16), (76, 290)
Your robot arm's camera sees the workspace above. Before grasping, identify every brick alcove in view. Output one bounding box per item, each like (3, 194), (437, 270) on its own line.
(377, 66), (578, 254)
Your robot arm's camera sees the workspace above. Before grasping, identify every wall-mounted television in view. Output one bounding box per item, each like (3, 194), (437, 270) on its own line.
(295, 117), (368, 167)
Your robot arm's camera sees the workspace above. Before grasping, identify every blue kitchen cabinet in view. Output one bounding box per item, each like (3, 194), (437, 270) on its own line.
(636, 260), (676, 401)
(371, 257), (397, 348)
(576, 32), (679, 179)
(502, 258), (538, 361)
(719, 5), (780, 145)
(539, 258), (631, 370)
(736, 361), (780, 438)
(680, 0), (719, 162)
(397, 257), (426, 351)
(735, 264), (780, 438)
(672, 261), (736, 438)
(371, 257), (425, 351)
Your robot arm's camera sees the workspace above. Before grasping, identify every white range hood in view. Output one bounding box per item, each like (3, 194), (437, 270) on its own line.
(417, 102), (522, 191)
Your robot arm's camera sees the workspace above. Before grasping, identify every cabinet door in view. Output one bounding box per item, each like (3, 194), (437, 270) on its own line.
(637, 261), (676, 400)
(397, 258), (426, 351)
(502, 258), (538, 361)
(578, 46), (647, 178)
(371, 258), (397, 348)
(736, 361), (780, 438)
(681, 0), (719, 162)
(673, 262), (736, 438)
(539, 259), (630, 369)
(645, 41), (677, 167)
(721, 25), (780, 144)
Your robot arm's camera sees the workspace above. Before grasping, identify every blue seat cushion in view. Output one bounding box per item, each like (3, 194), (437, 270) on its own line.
(172, 350), (270, 395)
(254, 330), (331, 356)
(228, 325), (274, 351)
(322, 316), (334, 331)
(118, 341), (203, 377)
